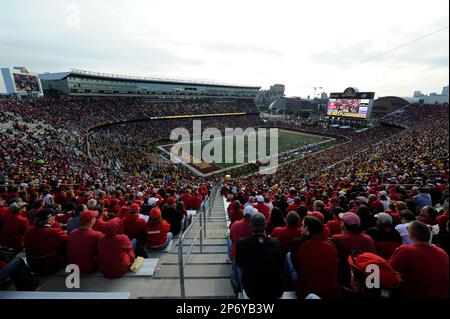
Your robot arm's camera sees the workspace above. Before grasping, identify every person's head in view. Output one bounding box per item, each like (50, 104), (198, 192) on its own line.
(9, 202), (27, 215)
(420, 206), (438, 219)
(79, 210), (97, 228)
(148, 207), (163, 226)
(286, 211), (300, 228)
(374, 212), (393, 226)
(130, 203), (140, 214)
(243, 206), (257, 219)
(400, 209), (416, 224)
(339, 212), (361, 233)
(270, 207), (285, 225)
(408, 220), (432, 244)
(232, 200), (241, 210)
(297, 205), (308, 219)
(313, 200), (325, 211)
(251, 213), (266, 234)
(404, 199), (416, 214)
(301, 216), (323, 237)
(393, 201), (407, 212)
(294, 197), (301, 205)
(176, 201), (185, 211)
(367, 194), (378, 203)
(247, 196), (255, 204)
(256, 195), (265, 204)
(87, 199), (98, 210)
(35, 208), (57, 226)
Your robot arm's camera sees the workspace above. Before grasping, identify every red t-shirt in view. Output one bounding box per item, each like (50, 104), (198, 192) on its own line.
(93, 218), (107, 234)
(67, 227), (102, 275)
(230, 218), (252, 257)
(294, 235), (341, 299)
(146, 221), (171, 247)
(271, 225), (302, 254)
(389, 244), (449, 299)
(228, 208), (243, 226)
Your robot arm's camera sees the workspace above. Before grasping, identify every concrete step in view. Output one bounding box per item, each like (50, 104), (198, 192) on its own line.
(176, 238), (227, 246)
(155, 264), (230, 278)
(170, 245), (227, 254)
(162, 253), (230, 265)
(35, 276), (235, 298)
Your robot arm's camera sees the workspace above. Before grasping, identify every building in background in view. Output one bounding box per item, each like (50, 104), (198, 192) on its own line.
(0, 67), (43, 98)
(256, 84), (285, 108)
(442, 85), (449, 96)
(39, 69), (260, 100)
(411, 85), (449, 104)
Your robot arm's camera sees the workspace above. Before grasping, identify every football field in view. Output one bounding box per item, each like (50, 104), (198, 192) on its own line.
(158, 129), (334, 176)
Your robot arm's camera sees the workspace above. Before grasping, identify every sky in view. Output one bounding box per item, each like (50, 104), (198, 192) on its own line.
(0, 0), (448, 98)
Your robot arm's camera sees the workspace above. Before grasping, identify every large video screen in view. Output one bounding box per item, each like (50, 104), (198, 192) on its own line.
(13, 73), (40, 92)
(327, 98), (370, 119)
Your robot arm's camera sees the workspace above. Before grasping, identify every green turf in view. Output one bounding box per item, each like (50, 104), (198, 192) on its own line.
(184, 129), (331, 169)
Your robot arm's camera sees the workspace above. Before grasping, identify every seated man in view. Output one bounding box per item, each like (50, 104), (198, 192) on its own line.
(235, 213), (284, 299)
(365, 212), (402, 259)
(271, 211), (302, 255)
(290, 216), (341, 299)
(67, 210), (103, 275)
(389, 220), (449, 299)
(98, 218), (135, 279)
(24, 208), (68, 274)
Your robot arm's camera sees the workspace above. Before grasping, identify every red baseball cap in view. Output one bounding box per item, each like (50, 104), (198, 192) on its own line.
(339, 212), (361, 226)
(149, 207), (162, 219)
(348, 252), (401, 289)
(80, 210), (98, 224)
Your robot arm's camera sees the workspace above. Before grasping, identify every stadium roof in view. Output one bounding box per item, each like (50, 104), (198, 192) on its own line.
(38, 69), (261, 90)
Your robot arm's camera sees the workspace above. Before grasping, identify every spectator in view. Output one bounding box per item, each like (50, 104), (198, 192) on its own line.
(146, 207), (173, 251)
(123, 204), (147, 243)
(67, 210), (102, 275)
(228, 200), (243, 226)
(162, 198), (183, 236)
(418, 206), (438, 226)
(331, 212), (376, 288)
(98, 218), (135, 278)
(253, 195), (270, 223)
(265, 207), (286, 235)
(345, 252), (401, 299)
(389, 221), (449, 299)
(24, 208), (68, 274)
(0, 202), (30, 251)
(271, 211), (302, 255)
(0, 257), (39, 291)
(291, 216), (341, 299)
(66, 205), (86, 234)
(235, 213), (284, 299)
(365, 212), (402, 259)
(413, 188), (432, 213)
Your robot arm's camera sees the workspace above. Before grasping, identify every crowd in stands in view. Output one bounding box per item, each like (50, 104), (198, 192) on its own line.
(222, 103), (449, 299)
(141, 99), (257, 117)
(0, 95), (448, 300)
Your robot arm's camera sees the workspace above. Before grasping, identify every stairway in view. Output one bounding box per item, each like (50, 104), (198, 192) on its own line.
(24, 187), (234, 299)
(137, 187), (235, 299)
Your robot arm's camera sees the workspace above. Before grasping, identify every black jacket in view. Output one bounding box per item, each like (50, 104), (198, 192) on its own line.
(235, 234), (284, 299)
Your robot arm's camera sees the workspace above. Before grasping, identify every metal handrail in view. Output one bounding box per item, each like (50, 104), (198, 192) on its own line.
(178, 193), (212, 298)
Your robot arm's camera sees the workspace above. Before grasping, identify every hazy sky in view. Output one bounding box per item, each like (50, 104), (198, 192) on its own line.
(0, 0), (448, 97)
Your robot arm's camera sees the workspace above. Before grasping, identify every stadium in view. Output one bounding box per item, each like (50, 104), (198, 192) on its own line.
(0, 64), (448, 302)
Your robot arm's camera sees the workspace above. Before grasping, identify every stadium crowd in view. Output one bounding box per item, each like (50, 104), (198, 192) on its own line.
(0, 96), (448, 300)
(223, 104), (449, 299)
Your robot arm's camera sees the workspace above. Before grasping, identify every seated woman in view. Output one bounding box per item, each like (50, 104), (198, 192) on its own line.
(145, 208), (173, 251)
